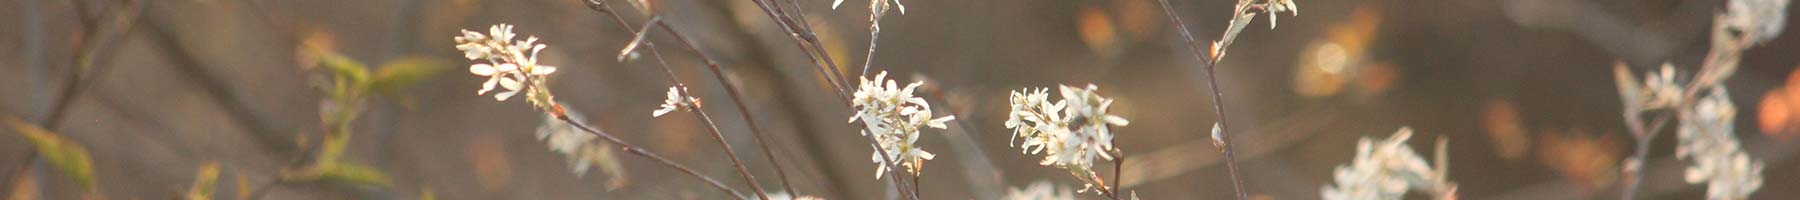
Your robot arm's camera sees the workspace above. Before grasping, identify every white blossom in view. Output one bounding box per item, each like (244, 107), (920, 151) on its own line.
(1005, 84), (1128, 171)
(1322, 128), (1450, 200)
(455, 24), (559, 107)
(1677, 86), (1764, 200)
(652, 86), (699, 117)
(848, 71), (955, 179)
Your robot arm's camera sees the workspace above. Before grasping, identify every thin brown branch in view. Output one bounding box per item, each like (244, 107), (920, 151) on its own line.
(734, 0), (928, 196)
(776, 0), (855, 92)
(551, 109), (750, 199)
(578, 1), (800, 198)
(741, 0), (856, 101)
(608, 14), (772, 200)
(1153, 0), (1252, 199)
(1112, 154), (1124, 199)
(858, 11), (884, 77)
(734, 0), (919, 196)
(652, 20), (803, 196)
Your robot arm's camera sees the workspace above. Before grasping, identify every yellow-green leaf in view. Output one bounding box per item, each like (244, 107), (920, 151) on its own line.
(184, 161), (221, 200)
(3, 116), (97, 192)
(316, 162), (391, 187)
(314, 50), (371, 86)
(369, 56), (447, 97)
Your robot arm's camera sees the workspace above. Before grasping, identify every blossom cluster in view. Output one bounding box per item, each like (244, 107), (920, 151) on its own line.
(1677, 86), (1764, 200)
(848, 71), (955, 179)
(1321, 128), (1451, 200)
(1005, 84), (1129, 171)
(455, 24), (559, 110)
(534, 108), (625, 180)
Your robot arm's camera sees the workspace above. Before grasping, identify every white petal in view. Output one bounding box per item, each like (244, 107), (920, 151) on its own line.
(893, 0), (906, 14)
(478, 76), (501, 95)
(499, 77), (524, 90)
(494, 90), (519, 101)
(497, 63), (520, 72)
(832, 0), (845, 9)
(470, 64), (497, 75)
(1105, 115), (1130, 126)
(927, 116), (954, 129)
(653, 107), (674, 117)
(532, 65), (558, 75)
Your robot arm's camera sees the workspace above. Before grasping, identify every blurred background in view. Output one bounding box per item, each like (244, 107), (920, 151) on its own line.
(1, 0), (1796, 199)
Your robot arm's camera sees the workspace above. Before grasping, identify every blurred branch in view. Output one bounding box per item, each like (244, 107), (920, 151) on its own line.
(917, 83), (1006, 200)
(3, 0), (142, 195)
(141, 4), (297, 156)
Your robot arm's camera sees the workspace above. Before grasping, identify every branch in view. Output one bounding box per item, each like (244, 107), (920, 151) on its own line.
(551, 110), (750, 199)
(652, 19), (803, 197)
(1153, 0), (1262, 199)
(579, 1), (819, 199)
(613, 14), (776, 200)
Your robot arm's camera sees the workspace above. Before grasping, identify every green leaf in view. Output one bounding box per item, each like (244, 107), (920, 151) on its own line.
(368, 56), (448, 97)
(314, 50), (371, 87)
(280, 160), (392, 188)
(3, 116), (98, 192)
(315, 162), (392, 187)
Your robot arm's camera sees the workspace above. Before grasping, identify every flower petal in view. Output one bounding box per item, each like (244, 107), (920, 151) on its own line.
(470, 64), (497, 75)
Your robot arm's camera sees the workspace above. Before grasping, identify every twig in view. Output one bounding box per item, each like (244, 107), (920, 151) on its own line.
(776, 0), (854, 92)
(858, 10), (884, 77)
(617, 15), (773, 200)
(1079, 169), (1124, 200)
(737, 0), (855, 100)
(685, 94), (773, 200)
(552, 110), (750, 199)
(731, 0), (921, 196)
(619, 0), (919, 197)
(1112, 154), (1124, 199)
(736, 1), (927, 198)
(577, 1), (802, 198)
(651, 19), (803, 196)
(1153, 0), (1256, 199)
